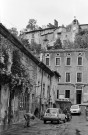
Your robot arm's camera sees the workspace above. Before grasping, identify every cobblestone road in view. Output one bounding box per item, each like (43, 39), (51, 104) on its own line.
(1, 114), (88, 135)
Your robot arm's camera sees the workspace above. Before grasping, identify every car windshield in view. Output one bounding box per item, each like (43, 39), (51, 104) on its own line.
(46, 109), (58, 114)
(71, 105), (79, 109)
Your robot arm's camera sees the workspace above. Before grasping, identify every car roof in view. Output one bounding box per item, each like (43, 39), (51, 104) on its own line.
(46, 108), (59, 110)
(71, 104), (79, 106)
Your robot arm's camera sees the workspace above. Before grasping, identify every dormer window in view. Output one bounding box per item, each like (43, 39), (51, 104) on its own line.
(45, 53), (49, 57)
(56, 53), (60, 56)
(67, 53), (71, 56)
(78, 52), (82, 56)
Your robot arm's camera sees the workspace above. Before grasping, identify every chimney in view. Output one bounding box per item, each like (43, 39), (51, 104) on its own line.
(54, 19), (58, 27)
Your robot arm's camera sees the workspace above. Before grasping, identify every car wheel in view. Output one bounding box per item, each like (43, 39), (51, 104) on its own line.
(63, 118), (66, 123)
(44, 120), (46, 124)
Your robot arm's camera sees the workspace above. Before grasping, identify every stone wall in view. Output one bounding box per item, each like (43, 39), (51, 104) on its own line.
(0, 33), (38, 125)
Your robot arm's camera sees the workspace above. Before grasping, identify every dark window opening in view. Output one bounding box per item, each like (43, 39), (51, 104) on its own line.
(65, 90), (70, 98)
(76, 90), (82, 104)
(46, 58), (49, 66)
(66, 57), (71, 65)
(78, 57), (82, 65)
(56, 58), (60, 65)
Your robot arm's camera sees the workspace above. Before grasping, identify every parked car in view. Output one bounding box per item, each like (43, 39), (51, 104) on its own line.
(70, 104), (81, 115)
(43, 108), (66, 124)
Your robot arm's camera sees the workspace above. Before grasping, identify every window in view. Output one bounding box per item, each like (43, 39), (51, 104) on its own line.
(46, 57), (49, 66)
(56, 53), (60, 56)
(66, 57), (71, 65)
(19, 94), (27, 110)
(65, 90), (70, 98)
(78, 57), (82, 65)
(57, 90), (59, 99)
(43, 83), (45, 96)
(67, 53), (71, 56)
(55, 57), (60, 66)
(45, 53), (49, 57)
(77, 73), (82, 82)
(66, 73), (70, 82)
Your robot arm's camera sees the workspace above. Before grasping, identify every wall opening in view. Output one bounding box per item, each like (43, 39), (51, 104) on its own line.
(76, 90), (82, 104)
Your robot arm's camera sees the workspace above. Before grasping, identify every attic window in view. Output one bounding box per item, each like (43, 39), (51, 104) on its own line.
(56, 53), (60, 56)
(45, 53), (49, 57)
(78, 53), (82, 56)
(67, 53), (71, 56)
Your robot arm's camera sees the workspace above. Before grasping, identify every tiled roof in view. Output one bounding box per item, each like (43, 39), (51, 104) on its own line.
(0, 23), (57, 76)
(43, 48), (88, 53)
(24, 27), (58, 34)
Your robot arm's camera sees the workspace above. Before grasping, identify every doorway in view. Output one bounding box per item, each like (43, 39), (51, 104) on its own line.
(76, 90), (82, 104)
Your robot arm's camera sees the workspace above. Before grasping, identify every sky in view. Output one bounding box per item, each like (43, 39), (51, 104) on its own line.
(1, 0), (88, 31)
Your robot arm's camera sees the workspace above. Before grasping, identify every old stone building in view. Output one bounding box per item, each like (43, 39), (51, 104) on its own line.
(0, 23), (60, 125)
(42, 48), (88, 105)
(21, 18), (88, 50)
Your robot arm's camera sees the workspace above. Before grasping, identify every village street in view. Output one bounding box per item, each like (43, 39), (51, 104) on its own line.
(1, 112), (88, 135)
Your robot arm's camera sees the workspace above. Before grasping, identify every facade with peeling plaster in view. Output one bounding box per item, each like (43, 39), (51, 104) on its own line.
(0, 23), (60, 125)
(22, 18), (88, 50)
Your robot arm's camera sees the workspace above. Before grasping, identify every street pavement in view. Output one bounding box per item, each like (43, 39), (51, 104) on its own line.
(0, 117), (41, 135)
(1, 113), (88, 135)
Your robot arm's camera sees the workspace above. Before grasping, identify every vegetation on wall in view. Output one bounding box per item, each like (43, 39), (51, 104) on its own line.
(74, 29), (88, 48)
(0, 35), (33, 124)
(61, 29), (88, 49)
(53, 38), (62, 49)
(26, 19), (39, 30)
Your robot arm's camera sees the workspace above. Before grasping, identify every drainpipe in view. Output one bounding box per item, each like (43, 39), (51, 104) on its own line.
(49, 76), (52, 108)
(40, 68), (43, 116)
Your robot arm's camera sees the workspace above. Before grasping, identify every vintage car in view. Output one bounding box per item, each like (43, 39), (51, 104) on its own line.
(43, 108), (66, 124)
(70, 104), (81, 115)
